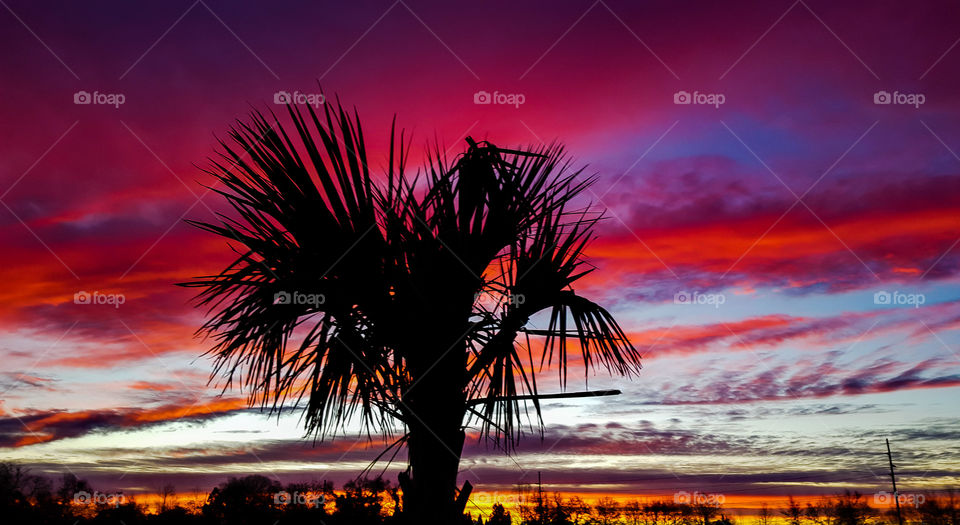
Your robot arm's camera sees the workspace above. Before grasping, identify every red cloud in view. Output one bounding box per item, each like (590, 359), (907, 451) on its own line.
(584, 172), (960, 296)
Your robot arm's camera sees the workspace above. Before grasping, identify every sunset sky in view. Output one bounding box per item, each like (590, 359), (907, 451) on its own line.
(1, 0), (959, 516)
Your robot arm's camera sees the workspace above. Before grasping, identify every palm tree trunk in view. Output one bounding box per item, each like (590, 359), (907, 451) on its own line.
(402, 327), (468, 523)
(406, 413), (465, 522)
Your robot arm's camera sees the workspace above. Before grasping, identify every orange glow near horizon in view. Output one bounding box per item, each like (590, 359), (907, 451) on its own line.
(106, 488), (926, 522)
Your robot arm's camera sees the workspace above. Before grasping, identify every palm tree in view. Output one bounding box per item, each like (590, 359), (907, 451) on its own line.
(182, 100), (642, 522)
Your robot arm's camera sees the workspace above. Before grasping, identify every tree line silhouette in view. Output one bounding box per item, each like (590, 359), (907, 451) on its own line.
(500, 490), (960, 525)
(1, 462), (395, 525)
(4, 462), (958, 525)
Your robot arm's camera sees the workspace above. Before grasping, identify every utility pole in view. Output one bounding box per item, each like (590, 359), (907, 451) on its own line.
(537, 471), (544, 525)
(886, 438), (904, 525)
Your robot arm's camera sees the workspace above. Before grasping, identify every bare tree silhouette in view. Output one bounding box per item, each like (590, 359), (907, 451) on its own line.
(182, 100), (642, 522)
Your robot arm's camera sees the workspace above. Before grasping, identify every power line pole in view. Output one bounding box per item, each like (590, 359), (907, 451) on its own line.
(886, 438), (904, 525)
(537, 471), (544, 525)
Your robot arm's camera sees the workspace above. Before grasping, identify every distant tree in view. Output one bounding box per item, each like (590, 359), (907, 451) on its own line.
(515, 488), (576, 525)
(566, 495), (591, 524)
(334, 476), (395, 523)
(550, 493), (591, 525)
(547, 493), (573, 525)
(159, 483), (176, 512)
(829, 491), (875, 525)
(202, 474), (282, 525)
(283, 479), (333, 510)
(0, 463), (31, 519)
(91, 501), (145, 524)
(942, 490), (960, 525)
(178, 486), (205, 515)
(623, 500), (643, 525)
(806, 499), (830, 525)
(0, 463), (64, 524)
(515, 484), (536, 523)
(758, 502), (772, 525)
(28, 475), (54, 509)
(1, 463), (25, 503)
(156, 505), (195, 525)
(782, 496), (803, 525)
(911, 495), (941, 525)
(488, 503), (513, 525)
(274, 480), (333, 525)
(644, 500), (686, 525)
(56, 472), (93, 507)
(595, 496), (622, 525)
(713, 514), (734, 525)
(693, 500), (721, 525)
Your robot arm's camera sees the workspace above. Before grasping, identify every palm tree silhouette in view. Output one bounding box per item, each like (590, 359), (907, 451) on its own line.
(182, 100), (642, 522)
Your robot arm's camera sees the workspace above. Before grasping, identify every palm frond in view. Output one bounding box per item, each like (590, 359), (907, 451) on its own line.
(184, 100), (641, 455)
(180, 100), (399, 439)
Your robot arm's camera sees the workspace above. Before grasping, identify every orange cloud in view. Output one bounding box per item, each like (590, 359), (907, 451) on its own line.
(2, 397), (248, 448)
